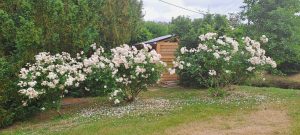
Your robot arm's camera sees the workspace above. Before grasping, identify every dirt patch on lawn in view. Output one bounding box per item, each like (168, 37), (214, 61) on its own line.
(62, 97), (89, 106)
(164, 105), (290, 135)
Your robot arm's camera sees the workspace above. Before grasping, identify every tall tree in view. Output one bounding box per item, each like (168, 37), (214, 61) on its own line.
(0, 0), (144, 66)
(99, 0), (143, 48)
(144, 21), (169, 38)
(241, 0), (300, 73)
(170, 14), (233, 48)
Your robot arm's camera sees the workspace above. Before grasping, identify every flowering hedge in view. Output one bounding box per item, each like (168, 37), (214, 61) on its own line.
(17, 44), (165, 111)
(169, 33), (276, 88)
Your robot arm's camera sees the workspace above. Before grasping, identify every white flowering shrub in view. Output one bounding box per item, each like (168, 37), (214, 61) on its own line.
(17, 43), (165, 109)
(74, 44), (117, 97)
(170, 33), (276, 88)
(78, 44), (165, 104)
(18, 52), (85, 110)
(110, 44), (165, 102)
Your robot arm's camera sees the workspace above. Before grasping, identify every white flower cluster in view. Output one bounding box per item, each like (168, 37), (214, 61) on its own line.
(260, 35), (269, 44)
(171, 33), (276, 75)
(244, 36), (277, 70)
(109, 44), (165, 104)
(179, 35), (237, 61)
(208, 70), (217, 76)
(110, 44), (164, 86)
(169, 33), (277, 88)
(169, 60), (190, 75)
(18, 52), (85, 102)
(199, 32), (218, 41)
(109, 89), (124, 104)
(81, 44), (112, 74)
(173, 33), (240, 75)
(111, 44), (162, 67)
(18, 43), (165, 105)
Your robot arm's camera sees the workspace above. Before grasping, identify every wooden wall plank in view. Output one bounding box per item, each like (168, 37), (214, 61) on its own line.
(158, 43), (178, 46)
(156, 41), (179, 82)
(156, 43), (161, 54)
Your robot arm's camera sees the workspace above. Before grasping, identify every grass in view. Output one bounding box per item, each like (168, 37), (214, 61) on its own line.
(289, 98), (300, 135)
(60, 104), (232, 135)
(247, 73), (300, 89)
(1, 86), (300, 135)
(239, 86), (300, 135)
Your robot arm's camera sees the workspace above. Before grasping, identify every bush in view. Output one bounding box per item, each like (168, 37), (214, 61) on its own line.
(17, 43), (165, 111)
(0, 108), (14, 128)
(0, 58), (14, 90)
(72, 44), (117, 97)
(1, 43), (165, 129)
(170, 33), (276, 88)
(109, 44), (165, 103)
(0, 58), (18, 128)
(17, 52), (85, 111)
(71, 44), (165, 104)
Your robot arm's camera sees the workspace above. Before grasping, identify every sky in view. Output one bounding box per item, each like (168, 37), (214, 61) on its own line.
(143, 0), (244, 22)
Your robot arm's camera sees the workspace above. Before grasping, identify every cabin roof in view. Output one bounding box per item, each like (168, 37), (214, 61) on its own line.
(140, 34), (175, 45)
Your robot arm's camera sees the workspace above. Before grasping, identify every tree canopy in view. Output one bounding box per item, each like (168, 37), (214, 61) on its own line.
(241, 0), (300, 73)
(169, 14), (238, 49)
(0, 0), (143, 67)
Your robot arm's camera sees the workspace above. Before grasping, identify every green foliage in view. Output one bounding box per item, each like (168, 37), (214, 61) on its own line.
(0, 59), (13, 128)
(170, 16), (197, 49)
(170, 16), (193, 37)
(241, 0), (300, 74)
(0, 81), (35, 129)
(0, 0), (143, 64)
(131, 21), (170, 43)
(131, 27), (153, 44)
(0, 108), (14, 128)
(75, 68), (117, 97)
(170, 14), (238, 49)
(0, 10), (16, 57)
(144, 21), (169, 38)
(0, 0), (144, 128)
(0, 58), (13, 89)
(100, 0), (144, 47)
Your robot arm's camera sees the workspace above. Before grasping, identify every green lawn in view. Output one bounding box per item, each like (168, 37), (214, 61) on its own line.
(1, 86), (300, 135)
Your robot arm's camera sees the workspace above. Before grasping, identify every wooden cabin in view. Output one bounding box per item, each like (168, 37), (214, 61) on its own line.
(137, 35), (179, 82)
